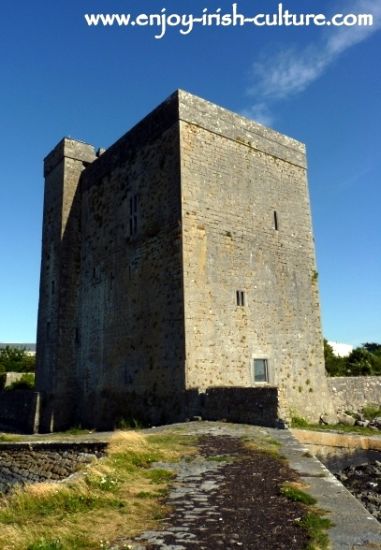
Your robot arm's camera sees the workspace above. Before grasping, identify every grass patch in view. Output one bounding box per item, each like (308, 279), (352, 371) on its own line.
(299, 422), (379, 436)
(146, 469), (174, 484)
(60, 427), (92, 436)
(361, 405), (381, 421)
(0, 430), (197, 549)
(27, 538), (64, 550)
(291, 416), (310, 429)
(245, 433), (331, 548)
(136, 491), (156, 499)
(300, 511), (333, 550)
(0, 434), (21, 442)
(280, 483), (317, 505)
(206, 454), (232, 462)
(243, 434), (282, 458)
(282, 483), (332, 549)
(291, 415), (380, 436)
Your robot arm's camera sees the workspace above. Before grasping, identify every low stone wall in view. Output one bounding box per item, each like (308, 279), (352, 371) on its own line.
(0, 391), (41, 433)
(328, 376), (381, 413)
(0, 372), (35, 389)
(0, 442), (106, 493)
(202, 387), (278, 427)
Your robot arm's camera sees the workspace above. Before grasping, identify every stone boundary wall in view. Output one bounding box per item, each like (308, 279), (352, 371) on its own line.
(202, 387), (278, 427)
(0, 442), (106, 493)
(328, 376), (381, 413)
(0, 391), (41, 433)
(0, 372), (35, 389)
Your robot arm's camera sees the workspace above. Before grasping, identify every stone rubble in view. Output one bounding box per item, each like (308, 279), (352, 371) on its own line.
(336, 460), (381, 521)
(0, 444), (105, 493)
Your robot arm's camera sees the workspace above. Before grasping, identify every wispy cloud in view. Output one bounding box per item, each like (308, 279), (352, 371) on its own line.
(241, 102), (275, 127)
(245, 0), (381, 124)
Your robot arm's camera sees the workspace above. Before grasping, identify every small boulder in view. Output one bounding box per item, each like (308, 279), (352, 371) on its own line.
(356, 420), (370, 427)
(337, 412), (356, 426)
(371, 417), (381, 429)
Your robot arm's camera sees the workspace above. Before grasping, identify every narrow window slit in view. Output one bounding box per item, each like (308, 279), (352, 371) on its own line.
(274, 211), (279, 231)
(236, 290), (245, 307)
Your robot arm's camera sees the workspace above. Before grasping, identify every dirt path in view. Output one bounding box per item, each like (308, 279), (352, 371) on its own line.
(131, 427), (311, 549)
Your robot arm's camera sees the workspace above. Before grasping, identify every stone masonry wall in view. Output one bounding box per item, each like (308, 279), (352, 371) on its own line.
(36, 90), (334, 429)
(36, 139), (97, 431)
(0, 442), (105, 493)
(202, 387), (278, 427)
(74, 100), (185, 428)
(178, 90), (334, 422)
(328, 376), (381, 413)
(0, 391), (41, 434)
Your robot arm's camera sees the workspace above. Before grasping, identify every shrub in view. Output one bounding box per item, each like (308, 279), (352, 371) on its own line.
(6, 373), (35, 391)
(0, 346), (35, 373)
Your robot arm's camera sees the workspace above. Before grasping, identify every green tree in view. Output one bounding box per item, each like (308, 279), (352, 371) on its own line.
(0, 346), (35, 373)
(346, 347), (374, 376)
(323, 339), (346, 376)
(362, 342), (381, 356)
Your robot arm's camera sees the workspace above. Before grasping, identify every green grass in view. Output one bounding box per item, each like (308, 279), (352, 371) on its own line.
(0, 430), (197, 549)
(0, 489), (124, 524)
(242, 434), (282, 458)
(206, 454), (232, 462)
(136, 491), (156, 499)
(301, 512), (333, 550)
(0, 434), (21, 442)
(291, 416), (380, 436)
(27, 538), (64, 550)
(291, 416), (310, 429)
(281, 484), (333, 549)
(361, 405), (381, 420)
(146, 469), (175, 484)
(280, 484), (317, 506)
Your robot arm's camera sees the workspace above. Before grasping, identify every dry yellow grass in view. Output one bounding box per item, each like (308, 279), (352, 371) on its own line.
(0, 430), (196, 549)
(108, 430), (149, 454)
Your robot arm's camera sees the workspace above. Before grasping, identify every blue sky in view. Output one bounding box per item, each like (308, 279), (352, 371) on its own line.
(0, 0), (380, 346)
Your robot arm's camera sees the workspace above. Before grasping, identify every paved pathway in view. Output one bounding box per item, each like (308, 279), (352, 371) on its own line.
(5, 421), (381, 549)
(129, 423), (307, 549)
(129, 422), (381, 550)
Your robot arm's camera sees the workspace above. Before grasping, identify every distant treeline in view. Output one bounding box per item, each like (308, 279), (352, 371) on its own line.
(0, 346), (35, 373)
(324, 340), (381, 377)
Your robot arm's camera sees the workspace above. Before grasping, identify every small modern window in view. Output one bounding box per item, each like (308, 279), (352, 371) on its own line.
(253, 358), (269, 382)
(236, 290), (245, 306)
(129, 194), (138, 236)
(75, 327), (80, 345)
(273, 210), (279, 231)
(51, 280), (55, 295)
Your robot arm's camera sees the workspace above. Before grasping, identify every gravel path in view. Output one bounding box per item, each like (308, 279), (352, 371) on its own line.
(129, 423), (310, 549)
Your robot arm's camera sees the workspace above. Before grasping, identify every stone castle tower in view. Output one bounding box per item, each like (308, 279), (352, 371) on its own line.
(36, 90), (334, 431)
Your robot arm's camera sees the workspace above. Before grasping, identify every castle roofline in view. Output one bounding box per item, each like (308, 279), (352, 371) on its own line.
(80, 90), (306, 188)
(175, 88), (305, 154)
(44, 138), (97, 177)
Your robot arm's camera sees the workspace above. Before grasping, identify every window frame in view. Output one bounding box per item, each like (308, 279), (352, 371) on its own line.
(236, 290), (246, 307)
(252, 358), (270, 383)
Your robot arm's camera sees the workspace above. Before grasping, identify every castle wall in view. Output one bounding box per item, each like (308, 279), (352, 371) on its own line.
(328, 376), (381, 413)
(36, 90), (336, 429)
(36, 139), (96, 431)
(178, 91), (334, 421)
(76, 110), (186, 428)
(0, 391), (41, 433)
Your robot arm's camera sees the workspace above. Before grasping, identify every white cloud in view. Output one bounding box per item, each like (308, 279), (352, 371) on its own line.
(241, 102), (275, 127)
(244, 0), (381, 123)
